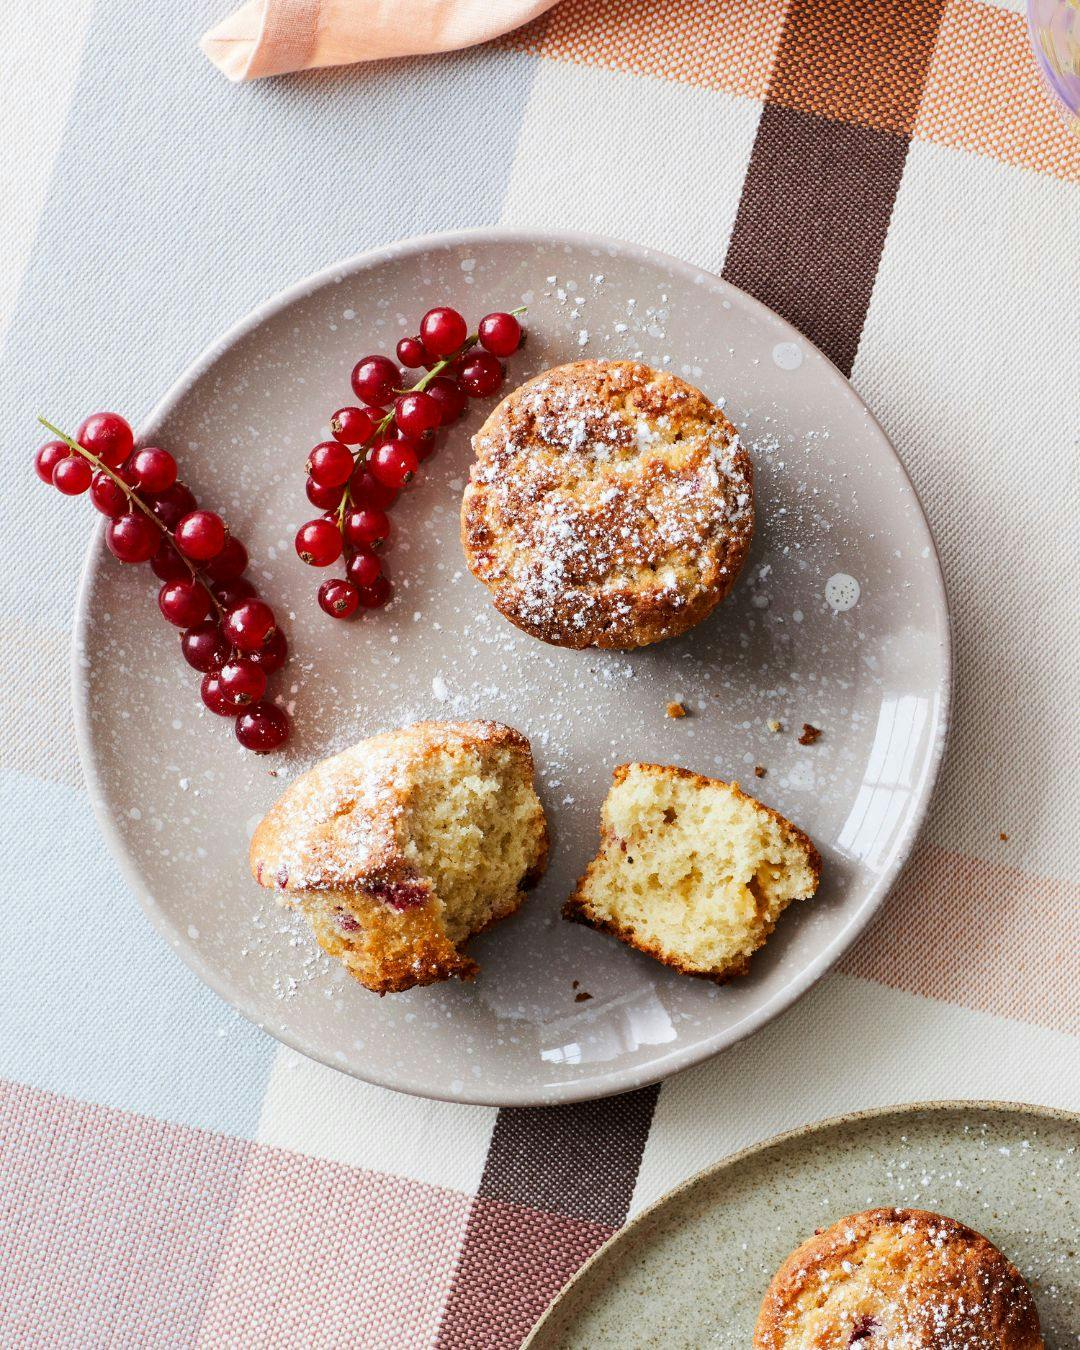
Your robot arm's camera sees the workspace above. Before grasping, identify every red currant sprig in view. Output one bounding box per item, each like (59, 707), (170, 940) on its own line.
(35, 414), (290, 754)
(295, 307), (526, 619)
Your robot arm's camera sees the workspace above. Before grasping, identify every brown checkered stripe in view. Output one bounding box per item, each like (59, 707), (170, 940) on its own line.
(435, 1090), (659, 1347)
(725, 0), (948, 375)
(436, 5), (948, 1346)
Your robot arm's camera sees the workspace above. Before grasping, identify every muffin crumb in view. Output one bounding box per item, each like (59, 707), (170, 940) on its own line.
(754, 765), (766, 778)
(667, 701), (687, 719)
(767, 719), (783, 733)
(798, 723), (822, 745)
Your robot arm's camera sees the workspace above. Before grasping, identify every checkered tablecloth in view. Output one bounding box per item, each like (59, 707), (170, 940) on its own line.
(2, 1), (1077, 1345)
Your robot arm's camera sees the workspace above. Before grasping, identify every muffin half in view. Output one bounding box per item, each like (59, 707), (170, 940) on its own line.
(564, 763), (820, 981)
(250, 720), (548, 993)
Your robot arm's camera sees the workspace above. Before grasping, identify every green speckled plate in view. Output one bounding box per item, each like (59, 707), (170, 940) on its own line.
(525, 1101), (1079, 1348)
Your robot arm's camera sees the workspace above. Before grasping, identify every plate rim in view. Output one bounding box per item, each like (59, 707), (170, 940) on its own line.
(70, 226), (953, 1106)
(524, 1097), (1080, 1347)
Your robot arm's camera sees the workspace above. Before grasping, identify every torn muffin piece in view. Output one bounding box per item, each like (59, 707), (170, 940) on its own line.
(563, 763), (820, 981)
(250, 720), (548, 994)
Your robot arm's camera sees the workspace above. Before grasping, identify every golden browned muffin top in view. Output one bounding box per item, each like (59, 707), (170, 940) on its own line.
(249, 720), (533, 895)
(754, 1208), (1044, 1350)
(461, 360), (753, 650)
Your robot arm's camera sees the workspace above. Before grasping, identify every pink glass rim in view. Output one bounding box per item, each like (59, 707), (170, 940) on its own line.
(1028, 0), (1080, 120)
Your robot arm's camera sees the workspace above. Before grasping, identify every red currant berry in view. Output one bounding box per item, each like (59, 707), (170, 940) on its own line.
(89, 471), (127, 517)
(345, 549), (382, 589)
(181, 620), (229, 673)
(410, 431), (436, 462)
(106, 512), (157, 564)
(392, 428), (431, 461)
(175, 510), (227, 561)
(77, 412), (134, 469)
(396, 336), (427, 368)
(247, 626), (287, 674)
(150, 539), (188, 581)
(34, 442), (69, 484)
(295, 518), (342, 567)
(370, 441), (419, 489)
(235, 701), (290, 753)
(357, 574), (392, 609)
(203, 535), (248, 582)
(478, 312), (522, 357)
(158, 578), (212, 628)
(52, 455), (92, 495)
(149, 482), (197, 530)
(395, 421), (433, 444)
(342, 506), (390, 551)
(351, 467), (398, 511)
(211, 576), (256, 611)
(318, 577), (360, 619)
(426, 376), (467, 426)
(306, 475), (345, 510)
(116, 457), (141, 488)
(394, 391), (441, 437)
(130, 446), (177, 494)
(218, 658), (267, 708)
(307, 440), (354, 488)
(200, 672), (241, 717)
(459, 352), (504, 398)
(351, 355), (400, 407)
(420, 307), (468, 358)
(330, 406), (374, 446)
(223, 599), (276, 652)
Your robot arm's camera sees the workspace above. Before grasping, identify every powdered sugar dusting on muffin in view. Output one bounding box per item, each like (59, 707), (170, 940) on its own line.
(249, 720), (548, 994)
(253, 733), (400, 892)
(461, 360), (753, 651)
(754, 1207), (1044, 1349)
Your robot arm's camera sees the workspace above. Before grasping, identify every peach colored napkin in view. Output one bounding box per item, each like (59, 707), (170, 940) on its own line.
(201, 0), (560, 82)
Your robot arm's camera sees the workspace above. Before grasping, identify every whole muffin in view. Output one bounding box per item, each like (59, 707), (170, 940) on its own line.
(249, 720), (548, 994)
(754, 1208), (1043, 1349)
(461, 360), (753, 650)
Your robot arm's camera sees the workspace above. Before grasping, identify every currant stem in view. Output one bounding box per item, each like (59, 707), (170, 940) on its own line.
(37, 415), (226, 620)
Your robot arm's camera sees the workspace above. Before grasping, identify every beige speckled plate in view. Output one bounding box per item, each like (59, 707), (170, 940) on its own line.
(74, 229), (950, 1105)
(525, 1101), (1080, 1348)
